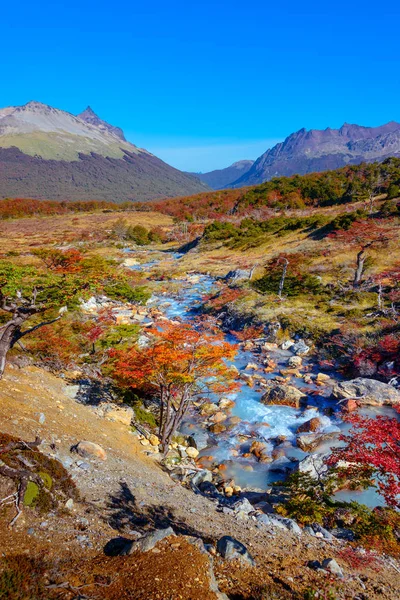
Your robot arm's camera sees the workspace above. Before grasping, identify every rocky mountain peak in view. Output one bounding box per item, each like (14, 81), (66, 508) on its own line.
(77, 106), (126, 141)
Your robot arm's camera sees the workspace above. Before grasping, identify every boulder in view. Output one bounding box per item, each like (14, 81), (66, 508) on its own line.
(71, 441), (107, 461)
(250, 440), (267, 460)
(296, 417), (322, 434)
(216, 536), (255, 566)
(186, 446), (199, 459)
(292, 340), (310, 356)
(209, 411), (227, 424)
(333, 377), (400, 406)
(229, 497), (254, 515)
(312, 523), (334, 541)
(261, 383), (306, 408)
(148, 434), (160, 446)
(297, 432), (337, 453)
(191, 469), (213, 491)
(117, 527), (175, 555)
(288, 356), (302, 368)
(269, 515), (302, 535)
(322, 558), (343, 577)
(245, 362), (259, 371)
(341, 398), (358, 413)
(281, 340), (294, 350)
(263, 342), (278, 351)
(224, 269), (251, 282)
(315, 373), (331, 384)
(98, 403), (134, 426)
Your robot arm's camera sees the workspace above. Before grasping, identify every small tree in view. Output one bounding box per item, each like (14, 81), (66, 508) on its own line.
(328, 219), (391, 287)
(327, 413), (400, 508)
(111, 322), (238, 452)
(0, 263), (66, 378)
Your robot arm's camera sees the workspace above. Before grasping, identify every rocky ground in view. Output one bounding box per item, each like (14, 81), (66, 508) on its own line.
(1, 363), (399, 599)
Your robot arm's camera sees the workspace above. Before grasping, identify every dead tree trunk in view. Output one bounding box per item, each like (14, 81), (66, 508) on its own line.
(353, 249), (367, 287)
(278, 258), (289, 299)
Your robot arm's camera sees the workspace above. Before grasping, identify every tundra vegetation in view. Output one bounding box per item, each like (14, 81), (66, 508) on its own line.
(0, 160), (399, 595)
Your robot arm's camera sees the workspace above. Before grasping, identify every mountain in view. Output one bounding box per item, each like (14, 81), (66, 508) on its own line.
(0, 101), (209, 201)
(231, 122), (400, 188)
(188, 160), (254, 189)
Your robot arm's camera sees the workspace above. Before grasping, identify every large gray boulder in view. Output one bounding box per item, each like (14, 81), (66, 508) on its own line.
(217, 536), (255, 566)
(224, 269), (251, 282)
(119, 527), (175, 555)
(333, 377), (400, 406)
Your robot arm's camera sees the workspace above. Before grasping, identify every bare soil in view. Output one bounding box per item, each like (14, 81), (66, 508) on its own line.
(0, 364), (399, 599)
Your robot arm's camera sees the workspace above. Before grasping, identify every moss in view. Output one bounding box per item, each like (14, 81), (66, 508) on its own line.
(133, 405), (157, 428)
(38, 471), (53, 490)
(23, 482), (40, 507)
(0, 432), (79, 514)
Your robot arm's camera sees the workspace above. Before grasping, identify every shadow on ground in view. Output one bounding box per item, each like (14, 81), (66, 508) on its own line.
(105, 481), (210, 542)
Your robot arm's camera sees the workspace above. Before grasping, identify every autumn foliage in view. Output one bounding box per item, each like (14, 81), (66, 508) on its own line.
(111, 321), (239, 450)
(328, 413), (400, 507)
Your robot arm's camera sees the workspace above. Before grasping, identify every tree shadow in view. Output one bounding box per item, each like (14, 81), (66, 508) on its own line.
(105, 481), (210, 541)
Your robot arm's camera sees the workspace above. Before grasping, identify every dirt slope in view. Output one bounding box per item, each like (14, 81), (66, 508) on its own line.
(0, 364), (399, 599)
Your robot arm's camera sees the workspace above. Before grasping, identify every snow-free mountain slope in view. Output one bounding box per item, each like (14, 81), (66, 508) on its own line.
(188, 160), (254, 189)
(231, 121), (400, 187)
(0, 101), (209, 201)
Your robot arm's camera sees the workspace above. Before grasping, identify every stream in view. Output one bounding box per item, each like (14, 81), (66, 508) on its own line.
(128, 249), (390, 507)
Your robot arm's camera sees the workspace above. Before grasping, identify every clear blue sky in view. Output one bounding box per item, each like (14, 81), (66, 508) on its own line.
(2, 1), (400, 171)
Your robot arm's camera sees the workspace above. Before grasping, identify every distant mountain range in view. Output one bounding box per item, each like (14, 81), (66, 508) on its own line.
(0, 101), (208, 201)
(227, 122), (400, 188)
(187, 160), (254, 190)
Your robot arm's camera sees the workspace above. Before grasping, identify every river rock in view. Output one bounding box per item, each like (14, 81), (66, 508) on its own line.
(186, 446), (199, 459)
(209, 423), (227, 434)
(292, 340), (310, 356)
(340, 398), (358, 413)
(71, 441), (107, 461)
(261, 383), (306, 408)
(315, 373), (331, 384)
(216, 536), (255, 566)
(218, 398), (235, 410)
(288, 356), (302, 368)
(200, 402), (219, 416)
(281, 340), (294, 350)
(263, 342), (278, 351)
(209, 411), (227, 424)
(333, 377), (400, 406)
(250, 440), (268, 460)
(297, 432), (337, 452)
(296, 417), (322, 433)
(245, 362), (258, 371)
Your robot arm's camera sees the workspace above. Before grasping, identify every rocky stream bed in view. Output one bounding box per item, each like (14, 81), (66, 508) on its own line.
(119, 249), (400, 509)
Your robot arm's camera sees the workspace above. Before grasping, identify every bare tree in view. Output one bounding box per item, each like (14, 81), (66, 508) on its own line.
(278, 258), (289, 299)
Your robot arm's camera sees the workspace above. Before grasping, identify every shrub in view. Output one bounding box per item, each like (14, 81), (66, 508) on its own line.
(104, 282), (151, 304)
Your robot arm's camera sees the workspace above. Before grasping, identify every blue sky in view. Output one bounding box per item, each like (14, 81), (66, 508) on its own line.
(2, 1), (400, 171)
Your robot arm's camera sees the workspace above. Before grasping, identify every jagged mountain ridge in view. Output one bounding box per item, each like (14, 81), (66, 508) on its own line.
(188, 160), (254, 189)
(77, 106), (126, 142)
(230, 121), (400, 187)
(0, 101), (209, 201)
